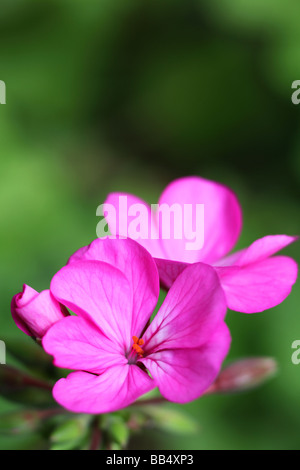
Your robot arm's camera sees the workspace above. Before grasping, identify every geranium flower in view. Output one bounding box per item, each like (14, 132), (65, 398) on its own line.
(104, 176), (298, 313)
(43, 238), (230, 414)
(11, 285), (67, 339)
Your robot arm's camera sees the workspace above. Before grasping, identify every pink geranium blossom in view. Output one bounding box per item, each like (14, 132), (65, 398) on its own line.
(104, 176), (298, 313)
(11, 285), (67, 338)
(43, 238), (230, 414)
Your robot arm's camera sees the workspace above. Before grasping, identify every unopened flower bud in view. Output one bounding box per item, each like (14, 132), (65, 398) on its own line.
(206, 358), (278, 394)
(11, 284), (68, 339)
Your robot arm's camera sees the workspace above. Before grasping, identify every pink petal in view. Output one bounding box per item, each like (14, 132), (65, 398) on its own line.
(234, 235), (298, 266)
(11, 285), (66, 338)
(42, 316), (126, 374)
(50, 261), (132, 349)
(68, 245), (89, 263)
(104, 193), (165, 258)
(154, 258), (188, 289)
(157, 176), (242, 264)
(142, 263), (227, 353)
(216, 256), (298, 313)
(216, 235), (297, 267)
(68, 238), (160, 338)
(52, 365), (155, 414)
(213, 250), (245, 267)
(141, 323), (231, 403)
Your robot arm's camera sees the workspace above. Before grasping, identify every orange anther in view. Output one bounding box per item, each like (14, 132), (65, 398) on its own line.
(132, 336), (144, 357)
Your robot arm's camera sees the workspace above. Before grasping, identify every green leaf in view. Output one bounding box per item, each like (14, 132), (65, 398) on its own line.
(50, 439), (81, 451)
(51, 416), (90, 444)
(143, 405), (199, 435)
(109, 418), (129, 448)
(109, 442), (122, 450)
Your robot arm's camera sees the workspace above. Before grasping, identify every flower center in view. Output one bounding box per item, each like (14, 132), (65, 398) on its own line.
(132, 335), (144, 357)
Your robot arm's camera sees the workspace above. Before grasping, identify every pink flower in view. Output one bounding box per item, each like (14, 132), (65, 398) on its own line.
(11, 285), (67, 338)
(43, 238), (230, 414)
(104, 176), (298, 313)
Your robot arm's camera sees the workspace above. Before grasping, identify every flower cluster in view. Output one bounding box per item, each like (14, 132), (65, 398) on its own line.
(11, 176), (298, 414)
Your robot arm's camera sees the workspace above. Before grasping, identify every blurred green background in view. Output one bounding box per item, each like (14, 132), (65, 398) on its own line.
(0, 0), (299, 450)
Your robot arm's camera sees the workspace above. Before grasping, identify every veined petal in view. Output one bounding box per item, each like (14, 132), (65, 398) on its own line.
(141, 323), (231, 403)
(52, 365), (155, 414)
(154, 258), (188, 290)
(157, 176), (242, 264)
(104, 192), (165, 259)
(68, 238), (160, 339)
(216, 256), (298, 313)
(50, 261), (132, 349)
(42, 316), (126, 374)
(143, 263), (227, 353)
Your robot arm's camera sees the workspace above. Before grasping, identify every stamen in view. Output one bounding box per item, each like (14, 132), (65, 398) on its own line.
(132, 336), (144, 357)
